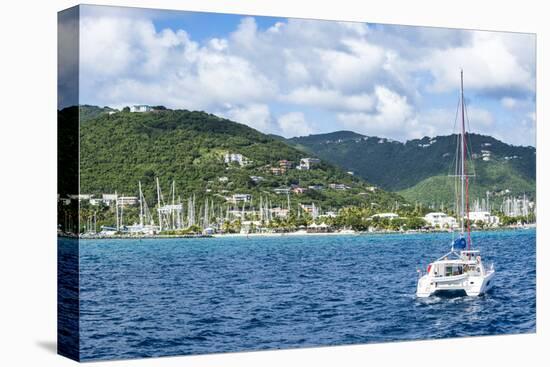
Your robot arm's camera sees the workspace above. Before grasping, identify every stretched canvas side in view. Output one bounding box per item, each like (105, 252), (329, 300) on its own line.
(57, 5), (81, 362)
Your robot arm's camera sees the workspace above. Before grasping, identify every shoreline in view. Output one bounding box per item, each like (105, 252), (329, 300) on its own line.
(62, 224), (536, 240)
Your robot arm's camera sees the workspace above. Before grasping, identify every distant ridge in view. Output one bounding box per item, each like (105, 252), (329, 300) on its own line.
(289, 132), (535, 204)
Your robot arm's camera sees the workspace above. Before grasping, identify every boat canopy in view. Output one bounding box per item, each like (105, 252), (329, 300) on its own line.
(453, 237), (467, 250)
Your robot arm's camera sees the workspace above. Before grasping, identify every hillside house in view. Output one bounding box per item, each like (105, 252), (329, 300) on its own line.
(278, 160), (293, 170)
(118, 196), (139, 206)
(273, 187), (291, 195)
(250, 175), (264, 183)
(270, 167), (285, 175)
(297, 158), (320, 170)
(329, 183), (350, 190)
(101, 193), (117, 206)
(224, 153), (249, 166)
(228, 194), (252, 204)
(292, 187), (308, 194)
(130, 105), (152, 112)
(308, 184), (324, 191)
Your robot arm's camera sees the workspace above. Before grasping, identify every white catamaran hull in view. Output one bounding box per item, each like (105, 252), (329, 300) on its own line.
(416, 270), (495, 298)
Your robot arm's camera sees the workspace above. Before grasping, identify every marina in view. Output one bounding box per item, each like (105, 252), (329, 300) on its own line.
(59, 178), (535, 239)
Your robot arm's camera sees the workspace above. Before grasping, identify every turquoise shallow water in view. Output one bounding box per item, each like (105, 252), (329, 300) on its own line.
(66, 229), (535, 361)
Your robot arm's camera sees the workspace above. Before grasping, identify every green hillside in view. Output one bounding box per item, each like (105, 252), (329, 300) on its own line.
(77, 107), (405, 212)
(289, 131), (536, 205)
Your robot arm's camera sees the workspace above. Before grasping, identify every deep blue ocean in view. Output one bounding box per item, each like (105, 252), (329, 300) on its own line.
(67, 229), (535, 361)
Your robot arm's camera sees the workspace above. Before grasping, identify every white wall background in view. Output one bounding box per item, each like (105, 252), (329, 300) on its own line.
(0, 1), (546, 366)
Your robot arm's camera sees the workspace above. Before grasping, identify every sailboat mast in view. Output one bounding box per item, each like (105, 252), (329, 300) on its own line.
(139, 181), (144, 227)
(156, 177), (162, 232)
(460, 70), (466, 235)
(115, 190), (119, 231)
(460, 69), (472, 249)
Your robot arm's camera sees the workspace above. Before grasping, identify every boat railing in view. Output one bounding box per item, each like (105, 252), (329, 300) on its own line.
(434, 273), (469, 283)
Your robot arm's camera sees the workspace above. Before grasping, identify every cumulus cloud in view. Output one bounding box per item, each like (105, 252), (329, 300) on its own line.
(516, 111), (536, 147)
(78, 7), (535, 145)
(80, 14), (276, 111)
(466, 107), (494, 127)
(336, 88), (496, 141)
(219, 104), (274, 133)
(316, 39), (386, 93)
(283, 86), (375, 111)
(421, 32), (535, 96)
(501, 97), (518, 109)
(277, 112), (314, 138)
(337, 86), (419, 140)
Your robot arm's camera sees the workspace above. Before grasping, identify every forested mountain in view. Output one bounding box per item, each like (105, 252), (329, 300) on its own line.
(75, 107), (406, 212)
(289, 131), (536, 205)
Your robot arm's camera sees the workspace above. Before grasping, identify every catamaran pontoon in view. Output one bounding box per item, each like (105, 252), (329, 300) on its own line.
(416, 71), (495, 298)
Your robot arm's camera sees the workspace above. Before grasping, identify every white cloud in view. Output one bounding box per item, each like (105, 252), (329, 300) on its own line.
(337, 86), (419, 140)
(499, 96), (535, 112)
(466, 107), (494, 127)
(498, 111), (536, 147)
(78, 8), (536, 146)
(335, 88), (496, 141)
(230, 16), (258, 50)
(277, 112), (313, 138)
(220, 104), (274, 133)
(316, 39), (385, 92)
(80, 17), (141, 77)
(416, 109), (457, 138)
(417, 106), (495, 139)
(501, 97), (518, 109)
(80, 15), (276, 111)
(422, 32), (535, 95)
(284, 61), (310, 84)
(283, 86), (375, 111)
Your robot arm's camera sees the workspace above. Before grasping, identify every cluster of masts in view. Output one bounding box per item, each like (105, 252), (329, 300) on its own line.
(421, 192), (533, 218)
(471, 192), (493, 212)
(110, 178), (316, 232)
(500, 194), (533, 217)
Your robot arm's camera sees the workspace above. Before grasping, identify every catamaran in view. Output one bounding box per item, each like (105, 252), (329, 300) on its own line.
(416, 71), (495, 298)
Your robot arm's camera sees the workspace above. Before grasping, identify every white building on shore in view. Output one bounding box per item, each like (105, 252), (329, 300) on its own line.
(424, 212), (457, 228)
(270, 207), (289, 218)
(371, 213), (399, 220)
(468, 211), (500, 226)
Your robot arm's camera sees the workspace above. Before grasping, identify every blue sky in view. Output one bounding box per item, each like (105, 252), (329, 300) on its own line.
(74, 5), (536, 146)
